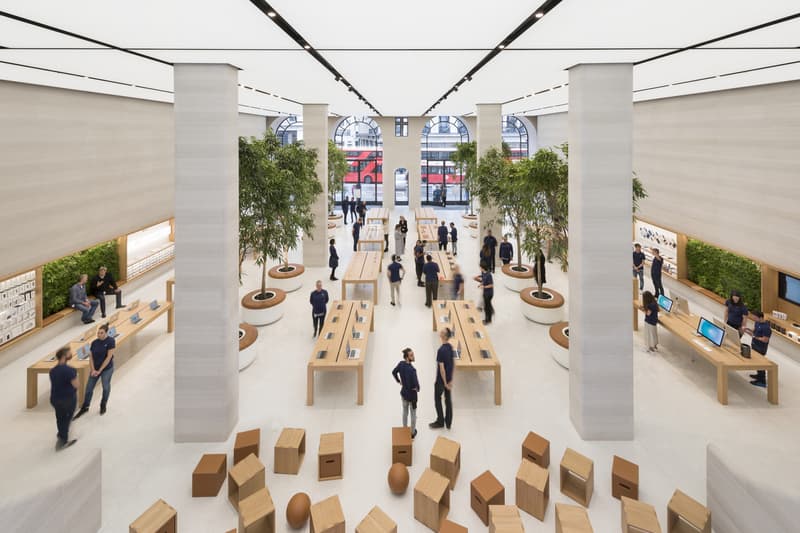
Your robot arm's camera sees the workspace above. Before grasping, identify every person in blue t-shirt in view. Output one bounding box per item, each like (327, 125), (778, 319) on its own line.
(414, 240), (426, 287)
(422, 254), (440, 307)
(73, 323), (116, 420)
(387, 255), (405, 306)
(452, 264), (464, 300)
(449, 223), (458, 256)
(309, 280), (329, 338)
(392, 347), (420, 438)
(650, 248), (665, 297)
(329, 238), (339, 281)
(641, 291), (659, 352)
(352, 218), (363, 252)
(746, 311), (771, 388)
(474, 263), (494, 324)
(724, 290), (748, 336)
(499, 236), (513, 265)
(429, 327), (454, 430)
(49, 346), (79, 450)
(632, 243), (646, 291)
(437, 221), (449, 251)
(483, 230), (498, 272)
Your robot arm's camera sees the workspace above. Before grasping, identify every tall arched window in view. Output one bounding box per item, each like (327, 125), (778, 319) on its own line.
(274, 115), (302, 145)
(334, 116), (383, 204)
(502, 115), (529, 160)
(420, 116), (470, 205)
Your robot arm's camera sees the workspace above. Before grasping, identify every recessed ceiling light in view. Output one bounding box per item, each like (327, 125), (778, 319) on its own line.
(304, 44), (311, 49)
(267, 11), (277, 17)
(498, 44), (505, 49)
(535, 12), (544, 18)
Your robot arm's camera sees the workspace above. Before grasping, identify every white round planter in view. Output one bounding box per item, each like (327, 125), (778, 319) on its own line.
(241, 289), (286, 326)
(268, 264), (305, 293)
(238, 323), (258, 371)
(549, 321), (569, 369)
(328, 214), (343, 228)
(502, 263), (534, 292)
(469, 223), (478, 239)
(462, 214), (478, 228)
(520, 288), (565, 324)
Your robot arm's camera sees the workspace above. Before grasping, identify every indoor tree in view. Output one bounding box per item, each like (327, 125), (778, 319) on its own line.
(327, 140), (347, 215)
(238, 136), (262, 283)
(451, 141), (477, 214)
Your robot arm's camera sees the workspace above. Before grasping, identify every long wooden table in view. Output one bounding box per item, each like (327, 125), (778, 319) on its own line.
(342, 251), (382, 304)
(432, 300), (502, 405)
(414, 207), (437, 224)
(417, 223), (440, 251)
(633, 302), (778, 405)
(307, 300), (374, 406)
(356, 224), (385, 256)
(27, 298), (172, 408)
(366, 208), (390, 225)
(429, 251), (455, 291)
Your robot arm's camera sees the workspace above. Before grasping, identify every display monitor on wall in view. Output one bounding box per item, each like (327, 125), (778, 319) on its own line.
(697, 317), (725, 347)
(778, 273), (800, 307)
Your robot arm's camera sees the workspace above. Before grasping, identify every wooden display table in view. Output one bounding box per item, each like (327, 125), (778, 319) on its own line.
(632, 302), (779, 405)
(310, 495), (345, 533)
(560, 448), (594, 507)
(430, 436), (460, 490)
(414, 207), (437, 224)
(307, 300), (374, 406)
(517, 458), (549, 521)
(342, 252), (382, 304)
(555, 503), (593, 533)
(432, 300), (502, 405)
(355, 506), (397, 533)
(274, 427), (305, 474)
(414, 468), (450, 531)
(612, 455), (639, 500)
(239, 487), (275, 533)
(391, 426), (412, 466)
(192, 453), (227, 497)
(366, 208), (390, 225)
(130, 499), (177, 533)
(318, 432), (344, 481)
(27, 299), (172, 408)
(417, 223), (439, 250)
(667, 489), (711, 533)
(357, 224), (386, 254)
(228, 453), (266, 511)
(622, 496), (661, 533)
(489, 505), (524, 533)
(427, 251), (456, 290)
(471, 470), (505, 525)
(522, 430), (550, 468)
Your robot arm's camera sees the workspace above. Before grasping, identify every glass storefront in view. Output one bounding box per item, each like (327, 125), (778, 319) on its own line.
(420, 116), (469, 205)
(334, 116), (383, 205)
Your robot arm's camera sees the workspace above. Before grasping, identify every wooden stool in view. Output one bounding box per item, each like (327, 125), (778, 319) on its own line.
(192, 453), (226, 497)
(516, 458), (549, 521)
(310, 495), (345, 533)
(239, 487), (275, 533)
(228, 453), (266, 511)
(438, 519), (467, 533)
(560, 448), (594, 507)
(414, 468), (451, 531)
(622, 496), (661, 533)
(234, 429), (261, 465)
(612, 455), (639, 500)
(667, 489), (711, 533)
(430, 436), (460, 490)
(129, 499), (177, 533)
(522, 431), (550, 468)
(470, 470), (505, 526)
(274, 428), (305, 475)
(355, 505), (397, 533)
(318, 432), (344, 481)
(489, 505), (523, 533)
(555, 503), (593, 533)
(391, 427), (412, 466)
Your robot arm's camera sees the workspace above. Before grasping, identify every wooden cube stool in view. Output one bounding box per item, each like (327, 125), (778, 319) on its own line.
(560, 448), (594, 507)
(439, 519), (467, 533)
(234, 429), (261, 465)
(489, 505), (523, 533)
(355, 505), (397, 533)
(612, 455), (639, 500)
(516, 458), (549, 521)
(228, 453), (266, 511)
(392, 427), (412, 466)
(555, 503), (593, 533)
(622, 496), (661, 533)
(430, 436), (460, 490)
(318, 432), (344, 481)
(310, 495), (345, 533)
(522, 431), (550, 468)
(239, 487), (275, 533)
(129, 499), (177, 533)
(667, 489), (711, 533)
(192, 453), (226, 497)
(471, 470), (505, 526)
(274, 428), (305, 475)
(414, 468), (451, 531)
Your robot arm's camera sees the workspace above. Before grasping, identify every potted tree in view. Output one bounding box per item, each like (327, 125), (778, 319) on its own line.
(327, 140), (347, 228)
(452, 141), (478, 226)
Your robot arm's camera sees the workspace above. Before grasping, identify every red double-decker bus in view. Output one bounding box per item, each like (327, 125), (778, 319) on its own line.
(344, 150), (383, 184)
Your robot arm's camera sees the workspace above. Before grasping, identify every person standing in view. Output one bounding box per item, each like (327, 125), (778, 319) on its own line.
(475, 263), (494, 324)
(50, 346), (79, 450)
(387, 255), (405, 306)
(483, 230), (498, 273)
(724, 290), (748, 336)
(499, 236), (513, 265)
(437, 221), (449, 251)
(342, 195), (350, 224)
(394, 224), (404, 257)
(349, 196), (357, 223)
(534, 249), (547, 286)
(329, 238), (339, 281)
(414, 240), (425, 287)
(441, 186), (447, 208)
(746, 311), (771, 388)
(383, 221), (389, 253)
(479, 243), (492, 271)
(392, 347), (420, 438)
(429, 327), (454, 430)
(357, 200), (367, 221)
(651, 248), (665, 297)
(70, 274), (99, 324)
(309, 280), (329, 338)
(399, 216), (409, 254)
(632, 243), (645, 291)
(452, 264), (464, 300)
(352, 217), (363, 252)
(641, 290), (659, 352)
(73, 323), (115, 419)
(449, 222), (458, 256)
(90, 266), (123, 319)
(423, 254), (440, 308)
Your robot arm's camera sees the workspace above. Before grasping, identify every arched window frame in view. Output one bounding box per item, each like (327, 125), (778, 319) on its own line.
(420, 116), (471, 205)
(274, 115), (302, 145)
(502, 115), (529, 159)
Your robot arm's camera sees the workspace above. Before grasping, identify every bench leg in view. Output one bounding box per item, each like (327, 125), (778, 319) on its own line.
(716, 366), (728, 405)
(767, 366), (779, 405)
(357, 366), (364, 405)
(373, 281), (378, 304)
(494, 367), (502, 405)
(306, 365), (315, 406)
(77, 366), (89, 407)
(26, 369), (38, 409)
(341, 281), (346, 300)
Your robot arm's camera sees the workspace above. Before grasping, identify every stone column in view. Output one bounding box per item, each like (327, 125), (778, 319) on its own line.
(173, 64), (239, 442)
(476, 104), (502, 244)
(302, 104), (329, 267)
(374, 117), (396, 209)
(408, 117), (428, 209)
(568, 63), (634, 440)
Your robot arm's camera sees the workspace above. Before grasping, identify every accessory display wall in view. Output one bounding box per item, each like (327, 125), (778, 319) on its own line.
(0, 270), (36, 346)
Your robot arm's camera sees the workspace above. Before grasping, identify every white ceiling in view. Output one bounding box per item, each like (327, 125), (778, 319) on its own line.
(0, 0), (797, 117)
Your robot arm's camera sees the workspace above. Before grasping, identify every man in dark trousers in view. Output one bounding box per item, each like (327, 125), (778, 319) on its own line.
(352, 217), (363, 252)
(50, 346), (79, 450)
(90, 266), (123, 319)
(475, 263), (494, 324)
(414, 240), (425, 287)
(746, 311), (772, 388)
(651, 247), (665, 297)
(423, 254), (440, 308)
(349, 196), (357, 222)
(342, 195), (350, 224)
(437, 220), (449, 251)
(329, 238), (339, 281)
(309, 280), (329, 337)
(499, 236), (513, 265)
(429, 327), (454, 430)
(632, 243), (645, 291)
(392, 347), (420, 438)
(483, 229), (498, 273)
(449, 222), (458, 256)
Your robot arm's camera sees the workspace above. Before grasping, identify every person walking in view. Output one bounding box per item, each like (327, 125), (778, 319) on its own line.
(449, 222), (458, 256)
(483, 230), (498, 273)
(429, 327), (454, 430)
(90, 266), (123, 319)
(632, 243), (645, 291)
(441, 187), (447, 208)
(309, 280), (329, 338)
(69, 274), (99, 324)
(387, 254), (405, 306)
(423, 254), (440, 308)
(392, 347), (420, 438)
(641, 290), (659, 352)
(329, 238), (339, 281)
(414, 240), (425, 287)
(437, 221), (449, 251)
(452, 264), (464, 300)
(342, 195), (350, 224)
(475, 263), (494, 324)
(399, 216), (409, 254)
(50, 346), (79, 450)
(349, 196), (357, 223)
(357, 200), (367, 221)
(394, 224), (404, 257)
(352, 217), (363, 252)
(479, 243), (493, 271)
(499, 236), (513, 265)
(73, 323), (116, 419)
(746, 311), (771, 388)
(724, 290), (748, 336)
(651, 248), (665, 297)
(383, 221), (389, 253)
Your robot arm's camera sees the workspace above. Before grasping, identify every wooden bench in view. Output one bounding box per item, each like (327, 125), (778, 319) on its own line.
(307, 300), (374, 406)
(413, 207), (437, 224)
(342, 252), (382, 304)
(356, 224), (385, 256)
(432, 300), (502, 405)
(26, 298), (172, 408)
(366, 208), (390, 225)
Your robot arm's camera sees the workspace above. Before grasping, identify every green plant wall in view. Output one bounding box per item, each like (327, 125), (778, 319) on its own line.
(686, 239), (761, 312)
(42, 241), (120, 318)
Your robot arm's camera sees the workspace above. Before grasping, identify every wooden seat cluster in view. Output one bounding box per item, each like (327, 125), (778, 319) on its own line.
(307, 300), (375, 406)
(342, 252), (382, 304)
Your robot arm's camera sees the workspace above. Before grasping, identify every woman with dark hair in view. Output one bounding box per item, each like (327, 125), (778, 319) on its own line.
(328, 238), (339, 281)
(724, 290), (748, 336)
(479, 243), (493, 270)
(429, 327), (454, 430)
(642, 290), (659, 352)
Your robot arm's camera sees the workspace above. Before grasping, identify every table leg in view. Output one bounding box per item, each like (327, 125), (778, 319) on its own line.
(767, 366), (779, 405)
(306, 365), (314, 406)
(77, 366), (89, 407)
(633, 306), (638, 331)
(167, 306), (174, 333)
(341, 280), (346, 300)
(370, 311), (374, 332)
(432, 307), (436, 331)
(357, 366), (364, 405)
(26, 368), (38, 408)
(494, 366), (502, 405)
(716, 366), (728, 405)
(373, 281), (378, 304)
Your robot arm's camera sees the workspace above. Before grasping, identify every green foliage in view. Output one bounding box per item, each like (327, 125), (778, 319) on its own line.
(686, 239), (761, 312)
(42, 241), (119, 318)
(451, 141), (477, 214)
(327, 140), (348, 214)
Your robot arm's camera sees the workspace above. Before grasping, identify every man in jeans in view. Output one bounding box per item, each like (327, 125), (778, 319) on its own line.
(49, 346), (79, 450)
(74, 323), (116, 419)
(632, 243), (645, 291)
(422, 254), (440, 308)
(90, 266), (124, 319)
(449, 222), (458, 256)
(387, 255), (405, 306)
(70, 274), (99, 324)
(392, 348), (420, 438)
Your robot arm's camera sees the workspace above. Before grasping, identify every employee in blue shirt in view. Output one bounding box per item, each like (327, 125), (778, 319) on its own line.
(746, 311), (771, 388)
(342, 195), (350, 224)
(437, 221), (449, 251)
(724, 290), (748, 336)
(349, 197), (357, 221)
(475, 263), (494, 324)
(74, 323), (116, 419)
(309, 280), (329, 338)
(641, 291), (659, 352)
(49, 346), (79, 450)
(392, 347), (420, 438)
(650, 248), (665, 297)
(632, 243), (645, 291)
(429, 327), (454, 430)
(423, 254), (440, 308)
(452, 264), (464, 300)
(499, 236), (513, 265)
(414, 240), (426, 287)
(483, 230), (498, 272)
(329, 238), (339, 281)
(449, 223), (458, 256)
(352, 217), (363, 252)
(387, 255), (405, 306)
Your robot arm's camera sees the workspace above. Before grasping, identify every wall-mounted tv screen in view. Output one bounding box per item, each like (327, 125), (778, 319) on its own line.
(697, 317), (725, 347)
(778, 273), (800, 307)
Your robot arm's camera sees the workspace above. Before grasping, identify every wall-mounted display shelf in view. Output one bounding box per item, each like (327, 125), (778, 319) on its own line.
(0, 270), (37, 346)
